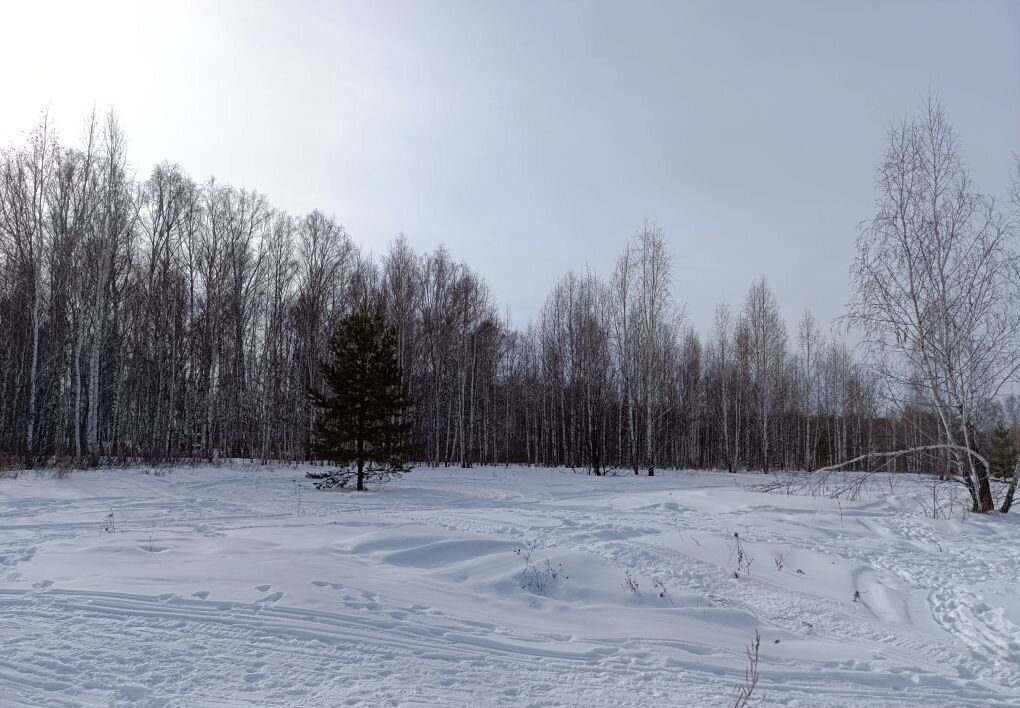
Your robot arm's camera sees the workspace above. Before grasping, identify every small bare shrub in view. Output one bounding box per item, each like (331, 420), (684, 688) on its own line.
(622, 570), (641, 598)
(733, 630), (761, 708)
(515, 541), (566, 595)
(652, 576), (674, 606)
(145, 521), (157, 552)
(733, 533), (753, 578)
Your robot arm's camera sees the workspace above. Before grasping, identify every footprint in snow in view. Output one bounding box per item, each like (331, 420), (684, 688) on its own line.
(191, 590), (211, 600)
(254, 584), (272, 592)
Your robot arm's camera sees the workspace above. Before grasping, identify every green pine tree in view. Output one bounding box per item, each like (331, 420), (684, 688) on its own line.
(307, 307), (413, 491)
(989, 424), (1016, 480)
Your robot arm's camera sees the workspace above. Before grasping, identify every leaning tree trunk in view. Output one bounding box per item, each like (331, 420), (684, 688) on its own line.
(1001, 458), (1018, 514)
(962, 420), (994, 513)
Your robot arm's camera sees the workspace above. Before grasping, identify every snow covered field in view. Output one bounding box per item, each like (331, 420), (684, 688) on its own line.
(1, 465), (1018, 707)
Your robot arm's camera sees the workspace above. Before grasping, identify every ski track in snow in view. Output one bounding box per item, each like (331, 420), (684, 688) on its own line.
(0, 465), (1018, 707)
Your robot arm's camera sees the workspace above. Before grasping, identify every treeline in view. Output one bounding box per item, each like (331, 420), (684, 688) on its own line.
(0, 112), (953, 472)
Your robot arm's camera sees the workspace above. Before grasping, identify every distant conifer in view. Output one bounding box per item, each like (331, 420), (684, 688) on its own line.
(990, 424), (1016, 480)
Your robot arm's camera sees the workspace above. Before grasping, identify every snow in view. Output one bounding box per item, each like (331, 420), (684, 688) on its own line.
(1, 465), (1018, 707)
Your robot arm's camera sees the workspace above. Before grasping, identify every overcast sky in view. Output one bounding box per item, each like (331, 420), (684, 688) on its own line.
(2, 0), (1017, 334)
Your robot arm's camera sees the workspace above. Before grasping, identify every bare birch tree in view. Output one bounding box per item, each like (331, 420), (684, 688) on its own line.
(742, 279), (786, 473)
(846, 97), (1020, 512)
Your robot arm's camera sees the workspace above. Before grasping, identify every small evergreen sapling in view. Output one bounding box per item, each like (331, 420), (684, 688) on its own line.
(307, 307), (413, 491)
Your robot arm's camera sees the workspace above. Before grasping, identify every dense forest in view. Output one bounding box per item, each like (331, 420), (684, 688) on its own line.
(0, 109), (1016, 477)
